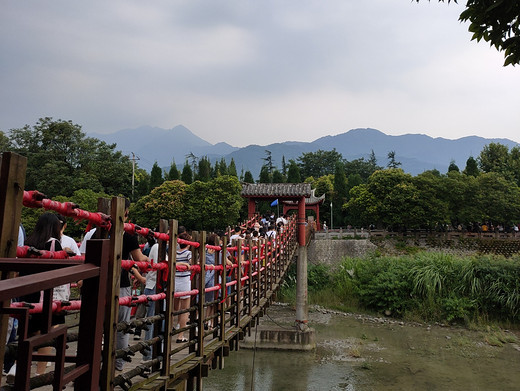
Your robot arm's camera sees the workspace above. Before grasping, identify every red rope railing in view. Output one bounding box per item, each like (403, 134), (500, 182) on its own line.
(16, 191), (297, 320)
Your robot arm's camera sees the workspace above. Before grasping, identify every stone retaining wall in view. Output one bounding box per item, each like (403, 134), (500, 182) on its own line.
(308, 238), (376, 267)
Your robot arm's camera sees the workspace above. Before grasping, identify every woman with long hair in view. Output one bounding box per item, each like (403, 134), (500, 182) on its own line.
(23, 213), (69, 375)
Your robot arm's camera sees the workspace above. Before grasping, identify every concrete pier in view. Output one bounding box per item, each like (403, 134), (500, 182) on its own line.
(242, 324), (316, 351)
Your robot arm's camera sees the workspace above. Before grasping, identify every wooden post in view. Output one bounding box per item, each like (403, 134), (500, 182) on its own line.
(235, 239), (242, 329)
(255, 239), (261, 308)
(196, 231), (206, 357)
(268, 239), (273, 293)
(261, 238), (268, 300)
(189, 231), (199, 354)
(218, 236), (227, 368)
(76, 239), (109, 391)
(161, 219), (177, 376)
(100, 197), (125, 391)
(0, 152), (26, 382)
(247, 238), (253, 316)
(152, 218), (168, 368)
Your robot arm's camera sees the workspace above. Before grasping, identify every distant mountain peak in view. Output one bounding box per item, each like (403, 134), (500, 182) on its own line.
(88, 125), (518, 178)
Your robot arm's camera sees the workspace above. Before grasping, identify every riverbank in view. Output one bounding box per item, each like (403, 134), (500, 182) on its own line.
(206, 303), (520, 391)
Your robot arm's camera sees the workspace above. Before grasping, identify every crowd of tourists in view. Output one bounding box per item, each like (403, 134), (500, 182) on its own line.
(4, 202), (290, 382)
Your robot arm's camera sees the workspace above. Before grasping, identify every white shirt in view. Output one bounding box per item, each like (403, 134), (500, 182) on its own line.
(230, 234), (242, 242)
(79, 228), (97, 254)
(145, 243), (159, 290)
(61, 234), (81, 256)
(276, 217), (287, 226)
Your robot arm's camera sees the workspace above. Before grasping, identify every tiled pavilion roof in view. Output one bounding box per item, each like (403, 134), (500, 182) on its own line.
(282, 189), (326, 205)
(241, 183), (311, 199)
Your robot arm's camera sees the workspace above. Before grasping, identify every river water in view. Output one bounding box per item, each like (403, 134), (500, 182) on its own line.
(205, 305), (520, 391)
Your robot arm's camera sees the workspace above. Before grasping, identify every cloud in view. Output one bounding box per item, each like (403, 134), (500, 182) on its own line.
(1, 0), (519, 146)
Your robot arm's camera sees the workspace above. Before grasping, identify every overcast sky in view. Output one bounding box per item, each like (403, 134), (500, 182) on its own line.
(1, 1), (519, 147)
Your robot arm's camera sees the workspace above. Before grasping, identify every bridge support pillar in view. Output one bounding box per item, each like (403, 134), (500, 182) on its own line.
(295, 245), (308, 330)
(295, 196), (308, 330)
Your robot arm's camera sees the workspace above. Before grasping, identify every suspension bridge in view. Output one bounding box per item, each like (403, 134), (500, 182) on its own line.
(0, 152), (314, 391)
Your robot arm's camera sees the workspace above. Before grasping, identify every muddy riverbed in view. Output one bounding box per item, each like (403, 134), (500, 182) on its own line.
(205, 304), (520, 391)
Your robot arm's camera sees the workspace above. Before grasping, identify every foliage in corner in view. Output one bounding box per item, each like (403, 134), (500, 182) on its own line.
(418, 0), (520, 66)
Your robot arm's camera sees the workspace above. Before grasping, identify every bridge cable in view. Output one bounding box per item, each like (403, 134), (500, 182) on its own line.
(251, 320), (258, 391)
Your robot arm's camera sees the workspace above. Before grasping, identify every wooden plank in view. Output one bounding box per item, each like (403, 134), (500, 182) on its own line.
(0, 152), (26, 382)
(100, 197), (125, 391)
(0, 263), (99, 301)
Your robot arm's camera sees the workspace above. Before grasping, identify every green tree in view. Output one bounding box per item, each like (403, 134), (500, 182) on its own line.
(134, 168), (150, 200)
(333, 161), (348, 226)
(448, 160), (460, 173)
(167, 160), (180, 180)
(445, 170), (481, 227)
(214, 158), (228, 177)
(80, 137), (132, 196)
(463, 156), (479, 177)
(0, 130), (11, 152)
(508, 146), (520, 186)
(477, 172), (520, 225)
(181, 161), (193, 184)
(297, 149), (344, 179)
(259, 165), (271, 183)
(243, 170), (255, 183)
(186, 152), (198, 173)
(387, 151), (401, 169)
(346, 169), (425, 230)
(228, 158), (238, 177)
(344, 156), (382, 181)
(8, 117), (132, 197)
(262, 150), (274, 175)
(150, 162), (164, 190)
(478, 143), (510, 175)
(314, 175), (334, 226)
(413, 171), (450, 229)
(286, 159), (301, 183)
(281, 155), (287, 176)
(195, 156), (212, 182)
(344, 184), (378, 227)
(183, 176), (243, 230)
(131, 180), (187, 229)
(272, 169), (284, 183)
(346, 173), (363, 200)
(417, 0), (520, 66)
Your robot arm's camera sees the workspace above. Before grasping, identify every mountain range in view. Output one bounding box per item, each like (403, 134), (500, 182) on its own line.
(89, 126), (519, 179)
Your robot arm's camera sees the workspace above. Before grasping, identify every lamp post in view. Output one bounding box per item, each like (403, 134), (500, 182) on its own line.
(330, 202), (333, 230)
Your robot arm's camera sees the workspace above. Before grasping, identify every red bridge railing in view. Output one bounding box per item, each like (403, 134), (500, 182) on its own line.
(0, 152), (299, 391)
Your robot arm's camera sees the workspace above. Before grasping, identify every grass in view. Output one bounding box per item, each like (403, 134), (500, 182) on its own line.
(279, 251), (520, 330)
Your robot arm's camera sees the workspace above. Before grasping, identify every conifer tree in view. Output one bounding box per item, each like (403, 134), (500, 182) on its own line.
(286, 160), (301, 183)
(243, 170), (255, 183)
(167, 160), (180, 180)
(150, 162), (164, 190)
(181, 160), (193, 184)
(228, 158), (238, 177)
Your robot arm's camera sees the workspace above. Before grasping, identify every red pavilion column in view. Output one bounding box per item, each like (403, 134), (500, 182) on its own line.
(297, 196), (306, 246)
(248, 198), (256, 220)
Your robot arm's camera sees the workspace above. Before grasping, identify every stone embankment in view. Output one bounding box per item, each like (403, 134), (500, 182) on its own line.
(308, 232), (375, 267)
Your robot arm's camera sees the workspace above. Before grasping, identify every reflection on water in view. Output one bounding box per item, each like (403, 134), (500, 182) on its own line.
(203, 349), (359, 391)
(205, 308), (520, 391)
